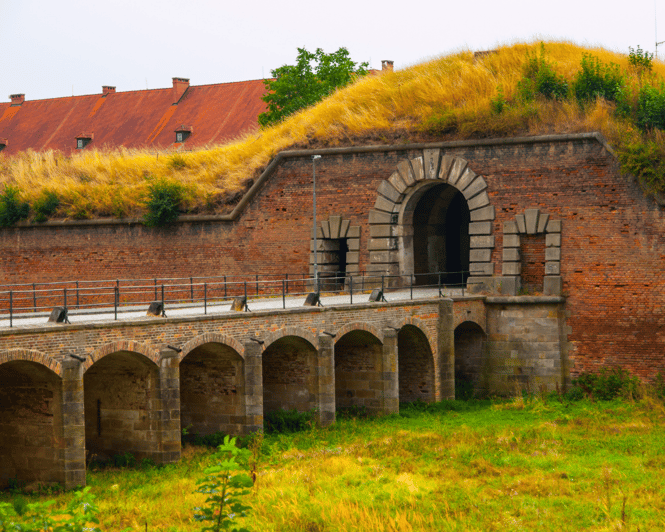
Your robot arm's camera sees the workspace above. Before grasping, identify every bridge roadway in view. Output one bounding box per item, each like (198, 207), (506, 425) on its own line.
(0, 286), (462, 329)
(1, 285), (492, 490)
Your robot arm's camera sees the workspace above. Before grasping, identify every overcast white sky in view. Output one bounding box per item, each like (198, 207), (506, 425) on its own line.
(1, 0), (663, 102)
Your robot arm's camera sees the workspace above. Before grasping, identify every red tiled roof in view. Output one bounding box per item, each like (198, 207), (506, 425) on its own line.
(0, 78), (267, 156)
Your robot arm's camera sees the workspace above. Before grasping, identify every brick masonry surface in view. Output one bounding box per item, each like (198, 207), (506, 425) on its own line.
(0, 133), (663, 379)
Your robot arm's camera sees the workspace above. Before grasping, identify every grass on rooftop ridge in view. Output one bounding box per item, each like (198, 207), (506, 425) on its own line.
(1, 41), (663, 221)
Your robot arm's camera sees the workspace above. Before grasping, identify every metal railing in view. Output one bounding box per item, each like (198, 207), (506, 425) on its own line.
(0, 271), (469, 327)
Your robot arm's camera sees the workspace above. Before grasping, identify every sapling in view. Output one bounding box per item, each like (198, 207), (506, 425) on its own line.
(194, 436), (253, 532)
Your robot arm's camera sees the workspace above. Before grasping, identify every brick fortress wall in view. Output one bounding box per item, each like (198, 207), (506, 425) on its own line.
(1, 135), (664, 378)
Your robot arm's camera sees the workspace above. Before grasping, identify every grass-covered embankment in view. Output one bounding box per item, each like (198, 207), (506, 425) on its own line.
(2, 396), (664, 530)
(3, 41), (665, 224)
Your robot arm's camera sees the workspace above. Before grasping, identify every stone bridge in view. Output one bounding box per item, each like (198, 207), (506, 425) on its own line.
(0, 294), (566, 489)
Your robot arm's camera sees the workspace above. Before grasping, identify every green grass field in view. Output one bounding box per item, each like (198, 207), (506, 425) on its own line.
(3, 397), (665, 531)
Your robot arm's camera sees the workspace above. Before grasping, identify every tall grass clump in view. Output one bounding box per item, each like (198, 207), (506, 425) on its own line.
(4, 41), (665, 219)
(0, 184), (29, 226)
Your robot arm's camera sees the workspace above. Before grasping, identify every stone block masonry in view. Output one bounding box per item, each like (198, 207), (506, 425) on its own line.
(0, 299), (448, 489)
(0, 294), (567, 489)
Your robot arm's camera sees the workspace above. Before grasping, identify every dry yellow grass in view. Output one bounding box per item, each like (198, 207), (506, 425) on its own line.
(0, 41), (660, 220)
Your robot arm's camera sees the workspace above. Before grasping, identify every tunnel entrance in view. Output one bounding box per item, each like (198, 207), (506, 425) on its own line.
(319, 237), (348, 291)
(413, 184), (470, 286)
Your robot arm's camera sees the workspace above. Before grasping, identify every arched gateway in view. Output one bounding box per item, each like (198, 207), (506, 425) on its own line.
(368, 149), (495, 288)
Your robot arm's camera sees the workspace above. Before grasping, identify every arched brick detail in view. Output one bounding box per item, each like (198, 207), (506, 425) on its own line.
(369, 149), (494, 284)
(0, 348), (61, 377)
(85, 341), (160, 372)
(262, 327), (318, 351)
(390, 317), (436, 352)
(179, 333), (245, 363)
(334, 322), (384, 343)
(453, 316), (486, 333)
(501, 208), (562, 295)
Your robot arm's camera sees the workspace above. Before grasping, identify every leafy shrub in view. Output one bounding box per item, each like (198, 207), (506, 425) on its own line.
(264, 408), (315, 434)
(336, 405), (369, 420)
(183, 430), (229, 449)
(569, 367), (640, 400)
(455, 374), (476, 400)
(517, 44), (568, 101)
(572, 54), (624, 103)
(616, 137), (665, 192)
(0, 487), (101, 532)
(112, 452), (137, 468)
(32, 190), (60, 222)
(628, 45), (653, 71)
(490, 86), (507, 114)
(143, 177), (185, 226)
(636, 83), (665, 130)
(12, 495), (27, 516)
(141, 458), (157, 469)
(0, 185), (30, 227)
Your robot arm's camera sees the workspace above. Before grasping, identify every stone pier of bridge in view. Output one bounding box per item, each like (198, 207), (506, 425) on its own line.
(0, 294), (566, 489)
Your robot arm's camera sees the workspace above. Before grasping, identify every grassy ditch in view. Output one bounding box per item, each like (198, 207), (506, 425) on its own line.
(2, 396), (664, 530)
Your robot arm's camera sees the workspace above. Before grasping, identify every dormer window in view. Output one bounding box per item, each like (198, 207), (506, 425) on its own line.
(0, 138), (7, 152)
(175, 125), (192, 143)
(76, 134), (92, 150)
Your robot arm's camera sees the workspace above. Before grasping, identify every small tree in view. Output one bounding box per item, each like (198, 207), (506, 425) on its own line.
(259, 47), (369, 126)
(517, 43), (568, 101)
(628, 45), (653, 72)
(194, 436), (254, 532)
(572, 54), (624, 104)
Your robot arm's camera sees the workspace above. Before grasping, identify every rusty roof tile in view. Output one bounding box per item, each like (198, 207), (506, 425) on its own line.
(0, 79), (267, 156)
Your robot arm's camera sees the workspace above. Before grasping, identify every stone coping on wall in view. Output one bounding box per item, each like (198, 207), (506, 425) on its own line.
(0, 294), (566, 338)
(0, 297), (452, 337)
(6, 132), (617, 229)
(485, 296), (565, 304)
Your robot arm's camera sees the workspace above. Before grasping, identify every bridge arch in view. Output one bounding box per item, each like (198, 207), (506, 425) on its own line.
(395, 322), (436, 404)
(334, 322), (384, 344)
(179, 334), (246, 437)
(85, 340), (160, 372)
(334, 328), (384, 415)
(0, 348), (61, 377)
(83, 342), (161, 463)
(390, 317), (436, 352)
(262, 329), (318, 419)
(262, 327), (319, 351)
(180, 333), (245, 362)
(454, 320), (488, 399)
(369, 150), (494, 287)
(0, 354), (64, 489)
